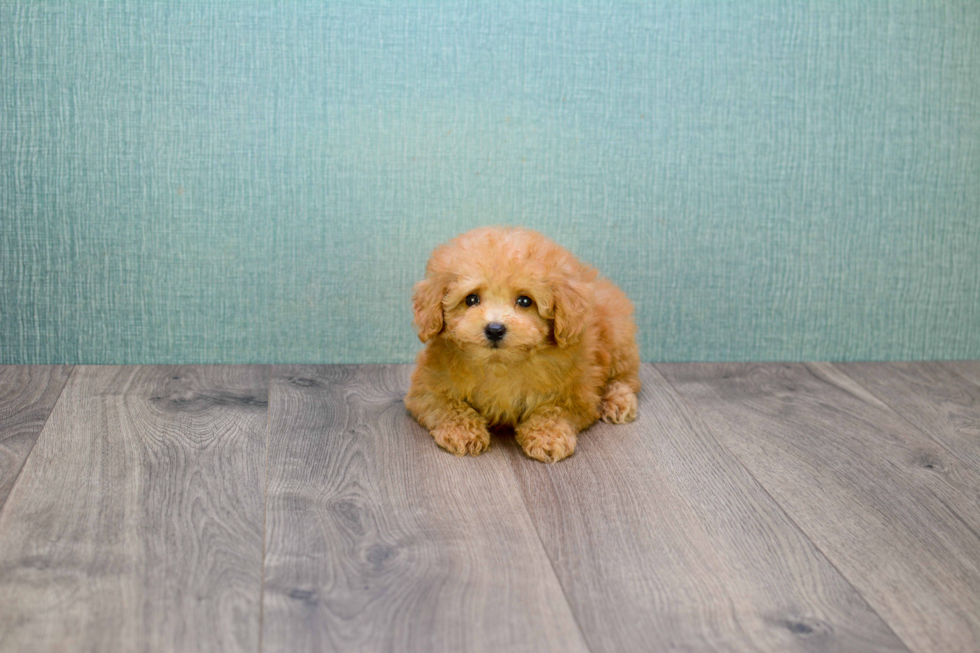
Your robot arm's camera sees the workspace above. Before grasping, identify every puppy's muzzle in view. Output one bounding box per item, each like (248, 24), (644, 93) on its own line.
(484, 322), (507, 346)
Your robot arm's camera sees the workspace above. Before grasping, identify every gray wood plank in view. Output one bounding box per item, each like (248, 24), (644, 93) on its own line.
(835, 362), (980, 479)
(945, 360), (980, 388)
(0, 365), (72, 513)
(658, 361), (980, 653)
(262, 365), (589, 653)
(0, 365), (268, 653)
(509, 363), (908, 653)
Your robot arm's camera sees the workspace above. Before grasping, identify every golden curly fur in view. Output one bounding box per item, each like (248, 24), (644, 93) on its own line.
(405, 226), (641, 463)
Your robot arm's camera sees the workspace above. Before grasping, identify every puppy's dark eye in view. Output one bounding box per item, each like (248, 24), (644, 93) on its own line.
(465, 294), (480, 307)
(516, 295), (533, 308)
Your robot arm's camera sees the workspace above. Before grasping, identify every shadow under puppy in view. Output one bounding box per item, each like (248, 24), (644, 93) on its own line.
(406, 226), (641, 463)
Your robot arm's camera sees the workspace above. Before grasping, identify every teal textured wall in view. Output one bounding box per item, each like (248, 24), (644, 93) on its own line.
(2, 1), (979, 364)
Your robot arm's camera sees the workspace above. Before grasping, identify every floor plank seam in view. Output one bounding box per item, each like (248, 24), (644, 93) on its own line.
(940, 361), (980, 392)
(650, 363), (916, 653)
(258, 365), (273, 653)
(0, 365), (74, 522)
(506, 457), (595, 653)
(827, 363), (980, 480)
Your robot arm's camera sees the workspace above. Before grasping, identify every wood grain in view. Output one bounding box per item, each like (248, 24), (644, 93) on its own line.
(3, 361), (978, 651)
(835, 362), (980, 479)
(945, 360), (980, 388)
(509, 363), (908, 653)
(261, 365), (588, 653)
(0, 365), (269, 653)
(657, 361), (980, 653)
(0, 366), (72, 512)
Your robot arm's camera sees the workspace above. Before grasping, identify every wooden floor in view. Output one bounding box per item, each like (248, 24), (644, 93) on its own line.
(0, 363), (978, 652)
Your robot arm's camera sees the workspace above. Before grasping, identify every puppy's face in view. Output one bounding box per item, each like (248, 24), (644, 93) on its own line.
(441, 277), (552, 361)
(413, 228), (592, 361)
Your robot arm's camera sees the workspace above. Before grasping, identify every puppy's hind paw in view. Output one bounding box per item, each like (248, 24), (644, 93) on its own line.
(432, 424), (491, 457)
(600, 382), (638, 424)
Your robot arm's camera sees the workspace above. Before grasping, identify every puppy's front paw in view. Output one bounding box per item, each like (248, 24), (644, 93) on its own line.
(517, 423), (577, 463)
(600, 382), (638, 424)
(432, 423), (490, 457)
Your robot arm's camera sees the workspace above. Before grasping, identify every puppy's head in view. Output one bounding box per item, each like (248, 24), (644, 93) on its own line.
(412, 227), (593, 361)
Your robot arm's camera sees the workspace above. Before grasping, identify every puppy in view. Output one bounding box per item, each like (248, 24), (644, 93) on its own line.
(405, 226), (640, 463)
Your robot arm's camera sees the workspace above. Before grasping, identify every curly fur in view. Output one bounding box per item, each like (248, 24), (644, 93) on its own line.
(405, 226), (641, 462)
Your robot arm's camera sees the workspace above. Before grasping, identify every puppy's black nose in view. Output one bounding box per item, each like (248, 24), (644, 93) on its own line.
(484, 322), (507, 342)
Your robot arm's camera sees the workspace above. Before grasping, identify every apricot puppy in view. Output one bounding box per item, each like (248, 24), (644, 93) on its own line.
(405, 226), (640, 463)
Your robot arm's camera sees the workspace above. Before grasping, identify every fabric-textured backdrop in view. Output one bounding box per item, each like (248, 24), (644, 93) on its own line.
(2, 1), (978, 364)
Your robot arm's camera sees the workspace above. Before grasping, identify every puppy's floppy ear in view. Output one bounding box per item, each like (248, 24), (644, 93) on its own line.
(412, 276), (445, 343)
(551, 276), (593, 348)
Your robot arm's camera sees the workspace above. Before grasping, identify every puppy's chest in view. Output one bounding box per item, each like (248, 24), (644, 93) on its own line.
(466, 367), (552, 426)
